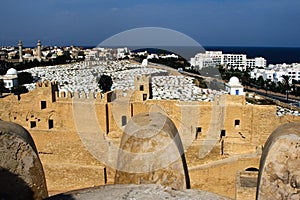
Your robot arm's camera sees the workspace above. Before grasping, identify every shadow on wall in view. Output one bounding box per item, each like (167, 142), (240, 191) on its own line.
(0, 120), (48, 200)
(0, 168), (33, 200)
(46, 194), (75, 200)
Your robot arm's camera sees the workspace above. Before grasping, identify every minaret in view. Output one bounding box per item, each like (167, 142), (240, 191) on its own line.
(37, 40), (42, 61)
(18, 40), (23, 62)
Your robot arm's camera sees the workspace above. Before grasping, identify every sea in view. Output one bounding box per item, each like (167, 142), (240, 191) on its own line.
(60, 45), (300, 65)
(130, 46), (300, 65)
(23, 45), (300, 64)
(204, 46), (300, 65)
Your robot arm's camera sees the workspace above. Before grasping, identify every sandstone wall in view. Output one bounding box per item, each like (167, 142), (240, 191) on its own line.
(189, 156), (260, 199)
(1, 82), (300, 198)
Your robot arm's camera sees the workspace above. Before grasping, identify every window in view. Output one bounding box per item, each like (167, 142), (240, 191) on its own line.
(196, 127), (202, 133)
(48, 119), (54, 129)
(143, 94), (147, 101)
(140, 85), (144, 91)
(220, 130), (226, 138)
(41, 101), (47, 109)
(195, 127), (202, 139)
(235, 120), (240, 127)
(30, 121), (36, 128)
(121, 116), (127, 126)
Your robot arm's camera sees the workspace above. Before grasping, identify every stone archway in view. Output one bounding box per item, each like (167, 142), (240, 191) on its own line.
(115, 112), (190, 190)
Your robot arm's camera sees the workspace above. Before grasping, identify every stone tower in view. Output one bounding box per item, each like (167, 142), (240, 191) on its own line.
(18, 40), (23, 62)
(37, 40), (42, 61)
(132, 75), (151, 101)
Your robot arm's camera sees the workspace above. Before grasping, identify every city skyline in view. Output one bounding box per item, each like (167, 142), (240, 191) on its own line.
(1, 0), (300, 47)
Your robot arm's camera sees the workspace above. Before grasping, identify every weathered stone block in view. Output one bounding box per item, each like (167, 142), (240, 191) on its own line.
(257, 122), (300, 199)
(0, 120), (48, 200)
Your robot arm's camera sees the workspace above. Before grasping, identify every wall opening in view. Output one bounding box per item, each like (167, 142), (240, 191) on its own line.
(30, 121), (36, 128)
(48, 119), (54, 129)
(245, 167), (259, 172)
(130, 103), (133, 117)
(41, 101), (47, 109)
(195, 127), (202, 139)
(220, 130), (226, 155)
(235, 119), (240, 127)
(220, 130), (226, 138)
(104, 167), (107, 184)
(105, 104), (109, 135)
(140, 85), (144, 91)
(121, 116), (127, 126)
(143, 94), (147, 101)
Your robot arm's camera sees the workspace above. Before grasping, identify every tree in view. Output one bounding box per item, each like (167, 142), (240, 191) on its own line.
(282, 75), (291, 102)
(257, 76), (265, 89)
(269, 81), (277, 93)
(264, 79), (272, 95)
(241, 69), (251, 87)
(98, 75), (113, 93)
(291, 79), (298, 96)
(18, 72), (33, 85)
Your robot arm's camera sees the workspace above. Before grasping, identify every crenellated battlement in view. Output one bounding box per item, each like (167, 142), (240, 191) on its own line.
(134, 74), (150, 84)
(36, 80), (57, 88)
(55, 90), (104, 101)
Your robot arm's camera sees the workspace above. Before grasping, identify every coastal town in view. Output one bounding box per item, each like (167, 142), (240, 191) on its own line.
(1, 0), (300, 199)
(1, 40), (300, 105)
(1, 39), (300, 199)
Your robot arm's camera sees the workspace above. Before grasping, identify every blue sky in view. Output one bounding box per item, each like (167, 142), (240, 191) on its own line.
(1, 0), (300, 47)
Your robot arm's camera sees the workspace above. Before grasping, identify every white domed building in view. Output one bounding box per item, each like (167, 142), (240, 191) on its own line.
(225, 76), (245, 95)
(1, 68), (19, 90)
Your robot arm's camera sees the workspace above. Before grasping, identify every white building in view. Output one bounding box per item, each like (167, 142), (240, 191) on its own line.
(0, 68), (19, 90)
(117, 47), (130, 59)
(250, 68), (275, 81)
(251, 63), (300, 84)
(223, 54), (247, 70)
(246, 57), (267, 68)
(190, 51), (266, 71)
(160, 54), (179, 59)
(273, 70), (286, 83)
(225, 76), (245, 95)
(190, 51), (222, 70)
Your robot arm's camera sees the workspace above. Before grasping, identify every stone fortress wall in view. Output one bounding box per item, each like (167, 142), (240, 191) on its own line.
(1, 78), (300, 199)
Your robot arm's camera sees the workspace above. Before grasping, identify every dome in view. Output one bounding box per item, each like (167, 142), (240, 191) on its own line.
(23, 53), (33, 58)
(6, 68), (18, 76)
(228, 76), (240, 85)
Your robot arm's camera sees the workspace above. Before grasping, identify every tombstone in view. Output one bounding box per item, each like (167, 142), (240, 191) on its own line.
(0, 120), (48, 200)
(257, 122), (300, 199)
